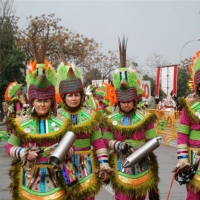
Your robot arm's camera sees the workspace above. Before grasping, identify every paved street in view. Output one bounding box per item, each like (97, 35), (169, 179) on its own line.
(0, 123), (186, 200)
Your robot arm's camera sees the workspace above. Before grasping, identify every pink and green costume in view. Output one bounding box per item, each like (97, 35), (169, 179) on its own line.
(103, 111), (159, 199)
(57, 63), (111, 199)
(176, 52), (200, 199)
(5, 66), (74, 200)
(6, 114), (72, 200)
(58, 107), (110, 199)
(103, 37), (160, 200)
(177, 97), (200, 195)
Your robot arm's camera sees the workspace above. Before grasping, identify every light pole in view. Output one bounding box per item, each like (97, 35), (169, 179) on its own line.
(180, 37), (200, 66)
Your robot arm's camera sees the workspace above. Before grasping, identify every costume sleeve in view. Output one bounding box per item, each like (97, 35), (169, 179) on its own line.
(6, 133), (27, 159)
(102, 127), (114, 148)
(176, 108), (190, 163)
(102, 127), (123, 151)
(91, 127), (110, 169)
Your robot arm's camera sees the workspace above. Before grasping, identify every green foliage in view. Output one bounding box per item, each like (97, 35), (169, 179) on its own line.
(177, 68), (190, 98)
(0, 17), (25, 103)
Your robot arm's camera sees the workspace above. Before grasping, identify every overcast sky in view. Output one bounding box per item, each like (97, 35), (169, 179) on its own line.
(14, 0), (200, 67)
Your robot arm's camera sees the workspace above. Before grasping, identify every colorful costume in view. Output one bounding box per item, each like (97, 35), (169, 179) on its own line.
(57, 62), (112, 200)
(176, 51), (200, 199)
(5, 63), (72, 200)
(0, 82), (25, 141)
(85, 85), (109, 113)
(103, 37), (159, 200)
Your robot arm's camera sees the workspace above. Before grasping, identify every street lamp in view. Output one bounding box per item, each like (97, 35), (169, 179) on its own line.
(180, 37), (200, 66)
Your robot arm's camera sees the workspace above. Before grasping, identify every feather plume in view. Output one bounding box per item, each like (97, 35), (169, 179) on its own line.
(189, 50), (200, 78)
(118, 36), (128, 68)
(26, 73), (35, 90)
(46, 67), (56, 86)
(56, 62), (69, 89)
(26, 60), (56, 90)
(56, 62), (82, 90)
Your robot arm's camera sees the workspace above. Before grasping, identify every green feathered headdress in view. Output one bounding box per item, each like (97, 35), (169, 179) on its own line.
(57, 62), (83, 98)
(190, 51), (200, 78)
(112, 36), (139, 102)
(56, 62), (82, 89)
(113, 67), (139, 90)
(25, 60), (57, 115)
(189, 51), (200, 90)
(4, 82), (23, 101)
(26, 60), (56, 90)
(193, 58), (200, 78)
(193, 58), (200, 83)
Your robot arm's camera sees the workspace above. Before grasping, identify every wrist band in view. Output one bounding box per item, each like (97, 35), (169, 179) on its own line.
(178, 155), (188, 159)
(117, 142), (122, 150)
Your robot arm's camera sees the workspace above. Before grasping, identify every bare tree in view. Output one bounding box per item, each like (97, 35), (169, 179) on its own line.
(16, 13), (122, 84)
(89, 50), (119, 78)
(16, 14), (103, 68)
(16, 14), (68, 63)
(143, 53), (168, 78)
(0, 0), (14, 22)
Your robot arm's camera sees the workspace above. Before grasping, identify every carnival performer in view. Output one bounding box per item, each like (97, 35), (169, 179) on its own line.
(3, 81), (25, 118)
(5, 61), (73, 200)
(0, 82), (27, 141)
(57, 62), (112, 200)
(103, 37), (160, 200)
(173, 51), (200, 200)
(87, 84), (109, 112)
(84, 84), (101, 111)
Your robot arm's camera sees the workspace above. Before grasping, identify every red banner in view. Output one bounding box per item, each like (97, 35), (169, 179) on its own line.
(172, 65), (178, 96)
(155, 67), (161, 97)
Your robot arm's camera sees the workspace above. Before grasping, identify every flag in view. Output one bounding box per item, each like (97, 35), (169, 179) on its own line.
(155, 67), (161, 98)
(172, 65), (178, 96)
(160, 65), (178, 97)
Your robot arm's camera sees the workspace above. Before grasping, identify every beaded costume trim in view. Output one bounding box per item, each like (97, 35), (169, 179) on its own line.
(105, 112), (157, 136)
(179, 97), (200, 124)
(10, 116), (72, 142)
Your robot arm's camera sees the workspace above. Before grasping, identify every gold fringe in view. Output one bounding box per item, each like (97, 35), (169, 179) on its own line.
(71, 110), (103, 135)
(10, 117), (72, 142)
(188, 173), (200, 193)
(105, 113), (157, 136)
(179, 97), (200, 124)
(109, 152), (160, 198)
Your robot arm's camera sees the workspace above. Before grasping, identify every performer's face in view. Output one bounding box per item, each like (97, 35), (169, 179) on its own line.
(65, 92), (81, 108)
(119, 101), (134, 113)
(32, 98), (52, 116)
